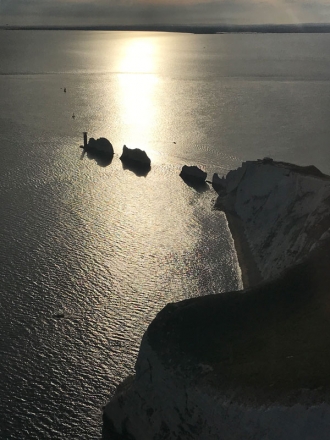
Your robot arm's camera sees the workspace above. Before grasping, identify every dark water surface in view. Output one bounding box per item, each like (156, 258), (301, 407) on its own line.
(1, 30), (330, 438)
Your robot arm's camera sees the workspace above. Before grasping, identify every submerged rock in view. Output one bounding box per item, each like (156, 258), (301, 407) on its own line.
(53, 312), (65, 319)
(180, 165), (207, 183)
(120, 145), (151, 167)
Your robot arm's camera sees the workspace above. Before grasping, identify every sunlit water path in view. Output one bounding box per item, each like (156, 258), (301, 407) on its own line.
(1, 30), (330, 438)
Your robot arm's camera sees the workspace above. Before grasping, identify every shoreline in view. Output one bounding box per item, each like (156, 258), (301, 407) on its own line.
(224, 210), (263, 289)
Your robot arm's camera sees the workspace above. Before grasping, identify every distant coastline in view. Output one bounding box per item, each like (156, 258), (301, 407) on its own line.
(2, 23), (330, 33)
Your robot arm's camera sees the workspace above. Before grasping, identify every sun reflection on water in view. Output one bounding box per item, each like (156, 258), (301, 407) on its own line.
(117, 38), (159, 148)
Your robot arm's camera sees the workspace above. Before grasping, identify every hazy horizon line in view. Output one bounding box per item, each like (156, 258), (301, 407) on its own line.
(2, 23), (330, 33)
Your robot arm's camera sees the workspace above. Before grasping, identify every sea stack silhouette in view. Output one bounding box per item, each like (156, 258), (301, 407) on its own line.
(80, 133), (114, 159)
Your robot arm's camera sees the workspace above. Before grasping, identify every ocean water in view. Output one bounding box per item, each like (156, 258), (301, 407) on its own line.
(1, 30), (330, 439)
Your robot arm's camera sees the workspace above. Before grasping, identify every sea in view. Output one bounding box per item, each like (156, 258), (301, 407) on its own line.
(1, 30), (330, 439)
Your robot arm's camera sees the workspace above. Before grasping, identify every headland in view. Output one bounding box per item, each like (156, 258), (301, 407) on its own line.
(103, 159), (330, 439)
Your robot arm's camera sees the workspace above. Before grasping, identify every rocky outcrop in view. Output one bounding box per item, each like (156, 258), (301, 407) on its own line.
(81, 137), (114, 158)
(120, 145), (151, 167)
(103, 160), (330, 439)
(212, 172), (225, 192)
(180, 165), (207, 184)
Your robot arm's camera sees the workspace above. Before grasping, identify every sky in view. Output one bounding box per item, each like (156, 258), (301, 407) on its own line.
(1, 0), (330, 27)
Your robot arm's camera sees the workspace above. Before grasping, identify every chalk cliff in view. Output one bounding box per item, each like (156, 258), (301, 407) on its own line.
(217, 159), (330, 280)
(103, 160), (330, 439)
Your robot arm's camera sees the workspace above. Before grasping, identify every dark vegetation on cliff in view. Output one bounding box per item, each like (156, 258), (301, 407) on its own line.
(147, 238), (330, 405)
(272, 161), (329, 179)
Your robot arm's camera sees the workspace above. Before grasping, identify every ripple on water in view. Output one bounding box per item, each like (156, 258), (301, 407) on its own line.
(0, 143), (240, 438)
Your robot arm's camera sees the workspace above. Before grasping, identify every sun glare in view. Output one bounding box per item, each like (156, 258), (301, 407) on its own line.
(119, 39), (155, 74)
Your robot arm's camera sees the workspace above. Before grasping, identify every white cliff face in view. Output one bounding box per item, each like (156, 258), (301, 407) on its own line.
(222, 161), (330, 280)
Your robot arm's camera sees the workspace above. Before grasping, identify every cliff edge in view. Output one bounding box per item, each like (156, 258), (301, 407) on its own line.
(104, 160), (330, 439)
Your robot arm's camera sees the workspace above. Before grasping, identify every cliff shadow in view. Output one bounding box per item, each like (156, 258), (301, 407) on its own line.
(121, 159), (151, 177)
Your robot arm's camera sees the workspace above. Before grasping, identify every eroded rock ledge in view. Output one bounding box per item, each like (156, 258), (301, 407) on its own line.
(104, 160), (330, 439)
